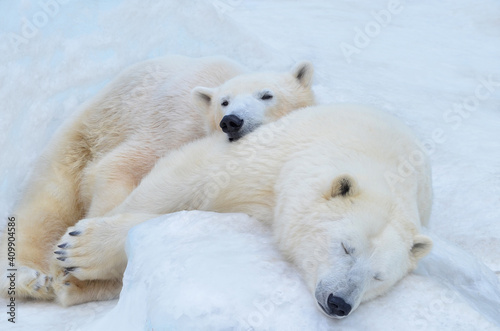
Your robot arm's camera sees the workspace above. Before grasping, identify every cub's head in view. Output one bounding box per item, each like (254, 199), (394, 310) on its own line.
(276, 173), (433, 319)
(192, 61), (315, 141)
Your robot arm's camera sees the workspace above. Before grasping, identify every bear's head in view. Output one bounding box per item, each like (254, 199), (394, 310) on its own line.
(192, 61), (315, 141)
(274, 168), (433, 319)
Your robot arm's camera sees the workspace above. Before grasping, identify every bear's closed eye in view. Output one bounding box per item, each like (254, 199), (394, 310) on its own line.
(342, 242), (354, 255)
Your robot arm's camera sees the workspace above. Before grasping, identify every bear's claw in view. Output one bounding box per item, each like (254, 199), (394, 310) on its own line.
(54, 218), (127, 280)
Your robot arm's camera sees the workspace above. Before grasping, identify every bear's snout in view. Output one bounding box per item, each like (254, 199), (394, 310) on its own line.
(317, 293), (353, 318)
(327, 294), (352, 317)
(220, 114), (244, 141)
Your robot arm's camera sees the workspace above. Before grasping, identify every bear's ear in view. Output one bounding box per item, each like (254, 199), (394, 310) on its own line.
(291, 61), (314, 88)
(330, 174), (357, 198)
(411, 234), (433, 260)
(192, 86), (215, 110)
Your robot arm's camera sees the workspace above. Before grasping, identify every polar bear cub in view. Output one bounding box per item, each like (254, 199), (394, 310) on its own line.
(193, 63), (314, 141)
(1, 55), (315, 302)
(53, 104), (432, 314)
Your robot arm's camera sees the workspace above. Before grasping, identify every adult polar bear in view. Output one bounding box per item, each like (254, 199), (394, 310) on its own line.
(1, 55), (315, 302)
(55, 104), (433, 316)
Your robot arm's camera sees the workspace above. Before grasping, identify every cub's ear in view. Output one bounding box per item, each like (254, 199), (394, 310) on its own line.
(291, 61), (314, 88)
(192, 87), (215, 110)
(411, 234), (433, 260)
(330, 174), (357, 198)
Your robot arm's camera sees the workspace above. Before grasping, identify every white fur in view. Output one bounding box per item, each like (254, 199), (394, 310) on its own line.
(59, 104), (433, 316)
(1, 55), (316, 306)
(192, 61), (315, 140)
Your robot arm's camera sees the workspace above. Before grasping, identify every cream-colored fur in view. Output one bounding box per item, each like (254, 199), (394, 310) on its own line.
(1, 55), (316, 305)
(54, 105), (432, 315)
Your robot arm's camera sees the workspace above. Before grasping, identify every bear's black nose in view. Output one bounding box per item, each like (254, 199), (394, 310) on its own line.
(327, 294), (352, 317)
(220, 115), (244, 133)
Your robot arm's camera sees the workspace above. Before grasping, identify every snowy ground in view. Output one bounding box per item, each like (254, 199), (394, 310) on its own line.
(1, 0), (499, 330)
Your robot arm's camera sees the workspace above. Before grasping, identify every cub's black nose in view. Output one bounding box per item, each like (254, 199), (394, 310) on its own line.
(327, 294), (352, 317)
(220, 115), (243, 133)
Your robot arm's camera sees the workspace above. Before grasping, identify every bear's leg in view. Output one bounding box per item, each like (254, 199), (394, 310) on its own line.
(52, 213), (158, 281)
(51, 213), (158, 305)
(52, 136), (225, 285)
(108, 135), (223, 216)
(52, 272), (122, 306)
(84, 142), (159, 218)
(0, 163), (85, 300)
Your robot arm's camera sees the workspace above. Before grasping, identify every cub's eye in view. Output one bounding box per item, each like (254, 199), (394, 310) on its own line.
(261, 93), (273, 100)
(221, 100), (229, 107)
(373, 273), (383, 281)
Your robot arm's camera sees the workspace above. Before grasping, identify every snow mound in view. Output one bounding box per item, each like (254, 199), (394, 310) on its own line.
(87, 211), (331, 331)
(83, 211), (499, 331)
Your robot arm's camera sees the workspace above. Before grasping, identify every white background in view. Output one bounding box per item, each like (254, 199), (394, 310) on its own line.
(0, 0), (499, 330)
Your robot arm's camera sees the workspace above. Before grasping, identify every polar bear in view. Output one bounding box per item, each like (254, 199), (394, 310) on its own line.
(192, 62), (314, 141)
(1, 55), (315, 302)
(52, 104), (433, 314)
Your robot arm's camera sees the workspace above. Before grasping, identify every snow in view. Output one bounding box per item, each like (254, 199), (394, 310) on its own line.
(0, 0), (499, 330)
(88, 211), (331, 331)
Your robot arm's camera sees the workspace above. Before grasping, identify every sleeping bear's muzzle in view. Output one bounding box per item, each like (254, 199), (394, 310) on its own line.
(220, 114), (244, 142)
(315, 276), (362, 319)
